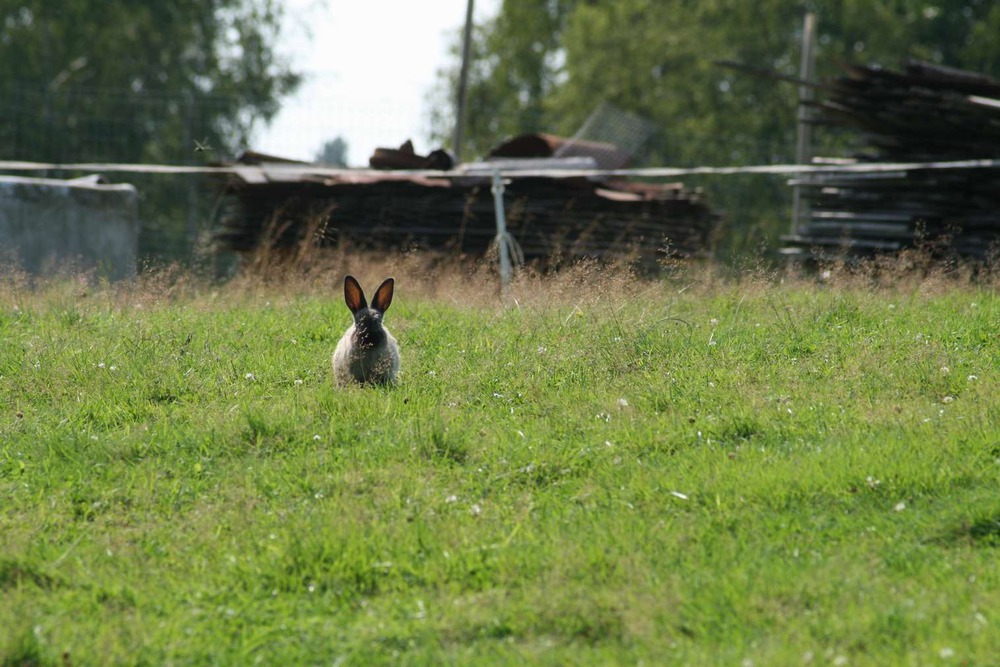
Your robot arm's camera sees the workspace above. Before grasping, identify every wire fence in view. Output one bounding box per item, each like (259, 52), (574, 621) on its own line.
(0, 82), (417, 264)
(5, 82), (998, 272)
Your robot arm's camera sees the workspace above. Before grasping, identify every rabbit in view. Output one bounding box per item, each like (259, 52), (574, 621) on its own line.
(332, 275), (400, 386)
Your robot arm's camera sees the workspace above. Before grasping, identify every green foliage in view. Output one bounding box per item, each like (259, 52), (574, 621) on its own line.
(0, 271), (998, 664)
(0, 0), (301, 263)
(0, 0), (299, 162)
(431, 0), (1000, 249)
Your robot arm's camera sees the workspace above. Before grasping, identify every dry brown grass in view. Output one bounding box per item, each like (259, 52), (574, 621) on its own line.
(226, 238), (655, 311)
(1, 235), (996, 316)
(807, 228), (1000, 296)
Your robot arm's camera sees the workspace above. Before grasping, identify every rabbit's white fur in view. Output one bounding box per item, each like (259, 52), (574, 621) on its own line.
(332, 276), (400, 386)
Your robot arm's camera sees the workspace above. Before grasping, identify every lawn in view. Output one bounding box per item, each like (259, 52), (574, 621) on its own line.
(1, 261), (998, 665)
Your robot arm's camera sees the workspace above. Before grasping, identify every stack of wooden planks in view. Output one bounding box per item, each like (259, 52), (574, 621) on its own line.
(214, 140), (718, 270)
(782, 60), (1000, 261)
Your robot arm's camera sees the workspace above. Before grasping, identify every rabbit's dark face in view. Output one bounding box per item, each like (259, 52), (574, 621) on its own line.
(343, 275), (394, 348)
(353, 308), (387, 348)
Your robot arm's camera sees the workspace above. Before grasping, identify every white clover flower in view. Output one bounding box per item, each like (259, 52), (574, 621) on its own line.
(893, 501), (906, 512)
(617, 397), (629, 408)
(445, 494), (458, 504)
(968, 375), (978, 382)
(245, 372), (255, 381)
(294, 379), (303, 386)
(942, 396), (954, 404)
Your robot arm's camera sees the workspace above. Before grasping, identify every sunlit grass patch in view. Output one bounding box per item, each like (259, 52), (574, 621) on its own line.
(0, 259), (998, 665)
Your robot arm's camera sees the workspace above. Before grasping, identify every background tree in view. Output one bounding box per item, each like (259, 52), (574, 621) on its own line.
(0, 0), (300, 262)
(431, 0), (1000, 255)
(427, 0), (577, 161)
(315, 137), (349, 167)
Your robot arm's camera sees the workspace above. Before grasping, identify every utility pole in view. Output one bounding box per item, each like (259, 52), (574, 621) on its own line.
(791, 12), (816, 235)
(453, 0), (475, 161)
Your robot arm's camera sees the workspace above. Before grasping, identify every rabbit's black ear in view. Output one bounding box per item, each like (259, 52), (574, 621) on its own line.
(372, 277), (394, 313)
(344, 275), (367, 312)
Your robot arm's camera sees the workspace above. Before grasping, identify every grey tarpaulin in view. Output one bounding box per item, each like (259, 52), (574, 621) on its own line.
(0, 174), (138, 280)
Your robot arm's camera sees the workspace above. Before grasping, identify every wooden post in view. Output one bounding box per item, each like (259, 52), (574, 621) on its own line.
(453, 0), (475, 161)
(791, 12), (816, 235)
(183, 93), (198, 259)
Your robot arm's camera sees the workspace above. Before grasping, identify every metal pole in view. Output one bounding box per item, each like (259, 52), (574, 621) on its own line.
(491, 169), (512, 298)
(791, 12), (816, 235)
(453, 0), (475, 161)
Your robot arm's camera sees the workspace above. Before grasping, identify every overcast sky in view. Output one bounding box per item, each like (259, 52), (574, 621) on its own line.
(253, 0), (500, 166)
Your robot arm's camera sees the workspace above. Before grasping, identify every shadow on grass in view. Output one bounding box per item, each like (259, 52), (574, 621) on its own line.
(934, 513), (1000, 548)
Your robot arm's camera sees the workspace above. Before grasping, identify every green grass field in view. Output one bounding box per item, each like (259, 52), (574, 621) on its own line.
(1, 262), (998, 665)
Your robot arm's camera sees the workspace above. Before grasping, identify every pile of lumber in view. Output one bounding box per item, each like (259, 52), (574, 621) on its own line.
(213, 140), (718, 269)
(783, 60), (1000, 261)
